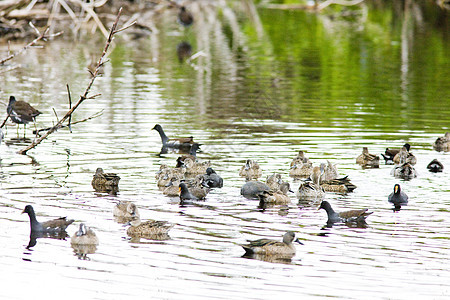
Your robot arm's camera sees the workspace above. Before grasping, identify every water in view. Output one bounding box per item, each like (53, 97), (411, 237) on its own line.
(0, 2), (449, 299)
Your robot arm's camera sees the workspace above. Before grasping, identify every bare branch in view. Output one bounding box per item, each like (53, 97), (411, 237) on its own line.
(18, 8), (124, 155)
(32, 110), (104, 134)
(67, 84), (72, 133)
(114, 21), (136, 34)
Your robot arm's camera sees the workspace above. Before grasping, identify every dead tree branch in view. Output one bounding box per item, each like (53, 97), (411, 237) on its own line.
(32, 110), (104, 135)
(0, 23), (62, 65)
(18, 8), (127, 155)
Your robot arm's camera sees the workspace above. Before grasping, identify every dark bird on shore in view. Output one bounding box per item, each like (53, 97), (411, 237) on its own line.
(178, 6), (193, 27)
(427, 159), (444, 173)
(240, 231), (303, 256)
(7, 96), (42, 132)
(153, 124), (198, 151)
(22, 205), (74, 233)
(388, 184), (408, 210)
(318, 201), (372, 224)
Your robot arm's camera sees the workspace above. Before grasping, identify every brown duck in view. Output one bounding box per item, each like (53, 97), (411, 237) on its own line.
(92, 168), (120, 188)
(356, 147), (380, 168)
(127, 216), (174, 237)
(241, 231), (303, 256)
(22, 205), (74, 233)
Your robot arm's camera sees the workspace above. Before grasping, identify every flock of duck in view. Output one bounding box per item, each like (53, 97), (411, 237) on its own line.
(16, 114), (448, 258)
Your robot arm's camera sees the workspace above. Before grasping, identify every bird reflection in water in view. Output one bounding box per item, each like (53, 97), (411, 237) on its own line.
(25, 230), (69, 250)
(71, 244), (98, 260)
(176, 41), (192, 62)
(242, 253), (296, 264)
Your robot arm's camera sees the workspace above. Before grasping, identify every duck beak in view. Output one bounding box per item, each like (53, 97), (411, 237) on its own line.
(294, 238), (304, 245)
(21, 208), (25, 214)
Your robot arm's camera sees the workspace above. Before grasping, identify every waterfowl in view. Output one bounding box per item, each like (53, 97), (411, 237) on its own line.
(266, 173), (283, 191)
(71, 223), (99, 245)
(92, 168), (120, 188)
(152, 124), (197, 150)
(290, 150), (311, 166)
(433, 132), (450, 151)
(297, 165), (325, 200)
(177, 6), (193, 27)
(393, 144), (416, 165)
(427, 159), (444, 173)
(241, 180), (271, 199)
(239, 159), (262, 180)
(319, 161), (338, 183)
(321, 176), (357, 194)
(22, 205), (74, 233)
(241, 231), (303, 256)
(179, 182), (202, 201)
(127, 216), (174, 237)
(319, 201), (372, 223)
(381, 147), (402, 164)
(156, 163), (185, 181)
(388, 184), (408, 208)
(356, 147), (380, 168)
(163, 177), (182, 197)
(257, 182), (291, 204)
(7, 96), (42, 127)
(289, 155), (313, 177)
(203, 167), (223, 188)
(175, 144), (210, 175)
(113, 201), (140, 219)
(391, 162), (417, 179)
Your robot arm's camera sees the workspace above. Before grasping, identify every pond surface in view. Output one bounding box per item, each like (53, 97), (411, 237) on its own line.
(1, 2), (449, 299)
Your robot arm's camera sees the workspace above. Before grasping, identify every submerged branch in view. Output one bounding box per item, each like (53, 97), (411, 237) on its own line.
(18, 8), (127, 155)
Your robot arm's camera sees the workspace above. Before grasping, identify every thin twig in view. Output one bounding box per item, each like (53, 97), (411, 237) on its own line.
(19, 8), (128, 155)
(32, 110), (103, 134)
(0, 113), (11, 129)
(67, 84), (72, 133)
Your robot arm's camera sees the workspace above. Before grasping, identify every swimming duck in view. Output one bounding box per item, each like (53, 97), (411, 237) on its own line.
(290, 150), (311, 166)
(296, 165), (325, 200)
(92, 168), (120, 188)
(163, 177), (182, 197)
(381, 146), (402, 164)
(175, 144), (210, 175)
(433, 132), (450, 152)
(7, 96), (42, 129)
(22, 205), (74, 233)
(321, 175), (357, 194)
(388, 184), (408, 209)
(266, 173), (285, 192)
(113, 201), (140, 220)
(203, 167), (223, 188)
(257, 182), (291, 205)
(152, 124), (198, 150)
(319, 161), (338, 183)
(319, 201), (372, 223)
(427, 159), (444, 173)
(356, 147), (380, 168)
(289, 154), (313, 177)
(127, 216), (174, 237)
(240, 231), (303, 256)
(241, 180), (271, 199)
(179, 182), (204, 202)
(156, 164), (186, 181)
(393, 144), (416, 165)
(391, 162), (417, 179)
(71, 223), (99, 245)
(239, 160), (262, 180)
(177, 6), (193, 27)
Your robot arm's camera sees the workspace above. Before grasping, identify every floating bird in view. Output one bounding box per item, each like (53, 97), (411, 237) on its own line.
(391, 162), (417, 179)
(113, 201), (140, 222)
(203, 167), (223, 188)
(319, 161), (338, 183)
(175, 144), (210, 175)
(177, 6), (193, 27)
(257, 182), (291, 205)
(71, 223), (99, 245)
(266, 173), (284, 191)
(22, 205), (74, 233)
(433, 132), (450, 152)
(297, 165), (325, 199)
(239, 159), (262, 180)
(241, 180), (271, 199)
(356, 147), (380, 168)
(381, 147), (402, 164)
(427, 159), (444, 173)
(393, 144), (416, 165)
(240, 231), (303, 256)
(388, 184), (408, 209)
(318, 201), (372, 223)
(127, 216), (174, 237)
(152, 124), (197, 150)
(289, 151), (313, 177)
(7, 96), (42, 134)
(179, 182), (201, 202)
(92, 168), (120, 193)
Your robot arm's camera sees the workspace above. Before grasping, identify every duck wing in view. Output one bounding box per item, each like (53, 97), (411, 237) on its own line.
(41, 217), (74, 231)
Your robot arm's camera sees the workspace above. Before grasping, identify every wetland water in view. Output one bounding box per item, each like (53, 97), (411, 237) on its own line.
(0, 2), (449, 299)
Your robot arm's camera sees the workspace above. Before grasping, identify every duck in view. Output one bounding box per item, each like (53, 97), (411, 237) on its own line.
(240, 231), (303, 256)
(152, 124), (198, 150)
(92, 168), (120, 188)
(156, 163), (185, 181)
(289, 154), (313, 177)
(388, 184), (408, 209)
(241, 180), (271, 199)
(318, 201), (373, 223)
(239, 159), (262, 180)
(393, 144), (416, 165)
(203, 167), (223, 188)
(126, 216), (174, 237)
(266, 173), (284, 192)
(177, 6), (193, 27)
(427, 159), (444, 173)
(7, 96), (42, 128)
(71, 223), (99, 245)
(113, 201), (140, 219)
(319, 161), (338, 183)
(290, 150), (311, 166)
(391, 162), (417, 179)
(296, 165), (325, 200)
(22, 205), (74, 233)
(257, 182), (291, 205)
(321, 175), (357, 194)
(179, 182), (204, 202)
(176, 144), (210, 175)
(356, 147), (380, 168)
(163, 177), (182, 197)
(433, 132), (450, 152)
